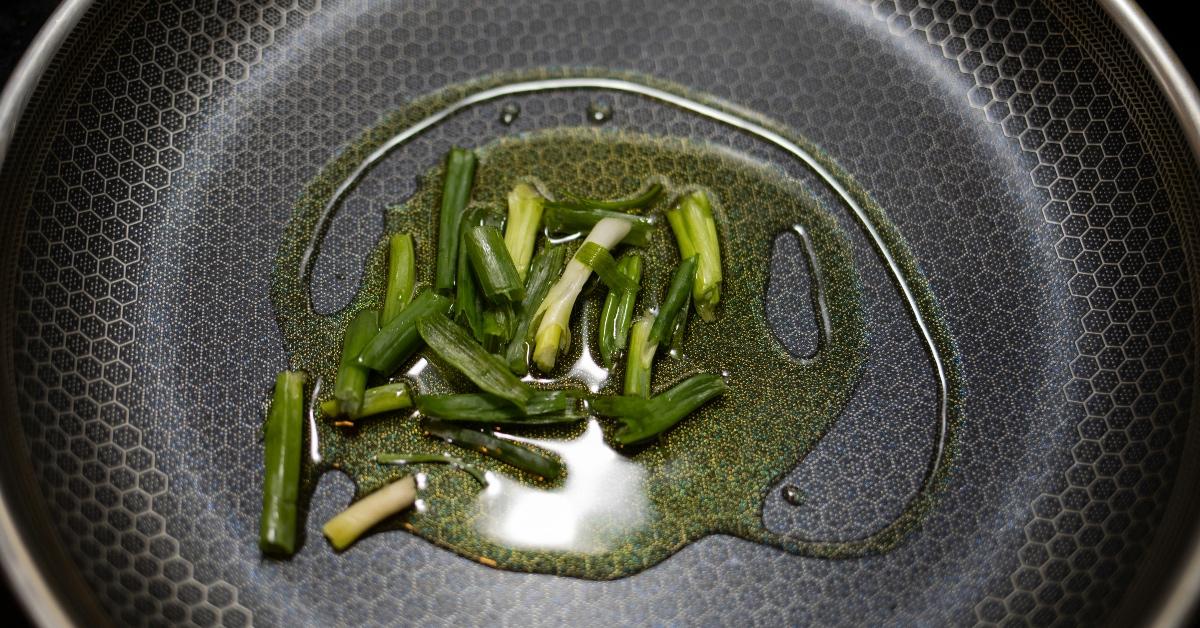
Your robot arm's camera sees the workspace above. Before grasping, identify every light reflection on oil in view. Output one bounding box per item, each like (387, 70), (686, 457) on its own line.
(474, 419), (649, 553)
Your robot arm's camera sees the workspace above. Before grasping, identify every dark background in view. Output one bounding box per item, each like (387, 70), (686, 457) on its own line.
(0, 1), (1196, 626)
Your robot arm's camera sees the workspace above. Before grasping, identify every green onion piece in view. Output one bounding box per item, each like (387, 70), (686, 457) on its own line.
(648, 256), (697, 347)
(456, 224), (485, 341)
(417, 312), (533, 411)
(358, 290), (454, 374)
(422, 419), (563, 480)
(559, 182), (663, 211)
(376, 453), (487, 486)
(624, 314), (657, 397)
(382, 233), (415, 325)
(321, 382), (412, 421)
(504, 245), (568, 375)
(531, 217), (632, 372)
(504, 183), (544, 280)
(466, 224), (525, 304)
(416, 390), (584, 425)
(260, 371), (306, 556)
(543, 205), (655, 247)
(668, 291), (692, 352)
(480, 303), (514, 353)
(574, 242), (637, 293)
(667, 190), (722, 321)
(592, 372), (727, 445)
(434, 148), (478, 293)
(322, 475), (416, 551)
(599, 253), (643, 368)
(332, 310), (379, 418)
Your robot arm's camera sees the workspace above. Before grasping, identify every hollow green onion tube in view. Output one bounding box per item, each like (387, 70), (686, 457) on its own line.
(504, 183), (544, 280)
(599, 253), (643, 368)
(648, 255), (697, 347)
(480, 303), (514, 353)
(417, 312), (533, 411)
(320, 382), (412, 421)
(624, 314), (657, 398)
(358, 290), (453, 374)
(322, 475), (416, 551)
(668, 292), (692, 352)
(531, 217), (632, 372)
(434, 148), (478, 293)
(466, 224), (525, 304)
(559, 182), (663, 211)
(382, 233), (415, 325)
(573, 242), (637, 293)
(332, 310), (379, 418)
(260, 371), (306, 557)
(543, 205), (655, 247)
(456, 226), (485, 341)
(422, 419), (563, 480)
(592, 372), (727, 445)
(416, 390), (584, 425)
(504, 245), (567, 375)
(667, 190), (722, 321)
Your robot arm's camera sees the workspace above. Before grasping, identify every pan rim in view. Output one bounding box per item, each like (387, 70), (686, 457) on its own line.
(0, 0), (1197, 626)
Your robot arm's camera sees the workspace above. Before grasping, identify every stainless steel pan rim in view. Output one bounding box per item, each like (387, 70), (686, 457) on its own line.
(1, 1), (1198, 626)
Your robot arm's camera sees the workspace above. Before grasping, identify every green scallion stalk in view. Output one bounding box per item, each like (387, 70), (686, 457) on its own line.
(574, 242), (637, 293)
(358, 290), (453, 374)
(504, 183), (544, 280)
(667, 190), (722, 321)
(434, 148), (478, 293)
(422, 419), (563, 480)
(504, 245), (568, 375)
(531, 217), (632, 372)
(624, 314), (657, 397)
(417, 312), (533, 411)
(382, 233), (415, 325)
(320, 382), (412, 421)
(480, 303), (514, 353)
(322, 475), (416, 551)
(415, 390), (583, 425)
(543, 205), (655, 247)
(648, 255), (697, 347)
(456, 226), (485, 341)
(668, 292), (692, 352)
(260, 371), (306, 557)
(599, 253), (642, 368)
(592, 372), (727, 445)
(466, 224), (525, 304)
(375, 453), (487, 486)
(558, 182), (663, 211)
(331, 310), (379, 418)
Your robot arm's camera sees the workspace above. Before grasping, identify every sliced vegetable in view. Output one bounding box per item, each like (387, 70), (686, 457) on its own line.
(624, 314), (656, 398)
(531, 217), (632, 372)
(260, 371), (306, 557)
(504, 183), (544, 280)
(668, 292), (692, 352)
(382, 233), (415, 324)
(648, 256), (697, 346)
(358, 290), (453, 374)
(455, 222), (485, 340)
(376, 452), (487, 486)
(422, 419), (563, 480)
(331, 310), (378, 418)
(598, 253), (643, 368)
(480, 303), (514, 353)
(667, 190), (722, 321)
(417, 312), (533, 411)
(416, 390), (583, 425)
(466, 224), (525, 304)
(558, 182), (663, 211)
(434, 148), (478, 293)
(504, 245), (567, 375)
(320, 382), (412, 421)
(322, 476), (416, 551)
(543, 205), (655, 247)
(574, 242), (636, 293)
(592, 372), (727, 445)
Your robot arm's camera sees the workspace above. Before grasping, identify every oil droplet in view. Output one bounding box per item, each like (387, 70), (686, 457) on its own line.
(782, 485), (805, 506)
(586, 100), (613, 124)
(499, 103), (520, 125)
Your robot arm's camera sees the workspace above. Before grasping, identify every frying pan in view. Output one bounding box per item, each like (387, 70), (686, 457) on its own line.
(2, 0), (1199, 625)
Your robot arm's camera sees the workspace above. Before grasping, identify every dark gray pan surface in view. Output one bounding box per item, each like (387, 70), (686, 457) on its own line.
(1, 0), (1197, 626)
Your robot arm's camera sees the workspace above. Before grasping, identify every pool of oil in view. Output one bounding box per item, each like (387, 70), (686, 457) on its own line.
(270, 71), (963, 578)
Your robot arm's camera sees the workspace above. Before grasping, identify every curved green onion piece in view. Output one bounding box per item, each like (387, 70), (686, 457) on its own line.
(667, 190), (722, 321)
(382, 233), (415, 324)
(332, 310), (379, 418)
(504, 245), (568, 375)
(599, 253), (643, 368)
(624, 314), (656, 398)
(358, 290), (454, 374)
(260, 371), (306, 557)
(321, 382), (412, 421)
(376, 453), (488, 486)
(648, 256), (697, 347)
(434, 148), (478, 293)
(322, 476), (416, 551)
(416, 390), (584, 426)
(504, 183), (544, 280)
(574, 242), (637, 293)
(417, 312), (533, 411)
(592, 372), (727, 445)
(558, 182), (663, 211)
(422, 419), (563, 480)
(543, 205), (655, 247)
(466, 224), (525, 304)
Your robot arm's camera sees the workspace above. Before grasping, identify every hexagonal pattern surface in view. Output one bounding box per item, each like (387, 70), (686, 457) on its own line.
(2, 0), (1196, 626)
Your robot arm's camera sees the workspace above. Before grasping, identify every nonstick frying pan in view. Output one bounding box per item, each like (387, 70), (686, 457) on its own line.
(2, 0), (1200, 626)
